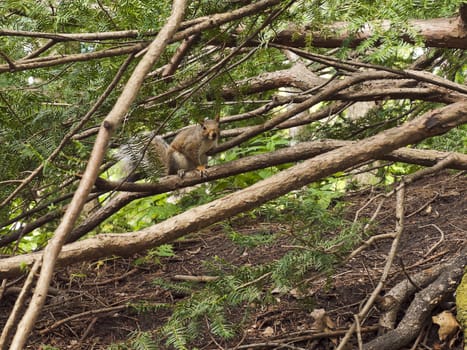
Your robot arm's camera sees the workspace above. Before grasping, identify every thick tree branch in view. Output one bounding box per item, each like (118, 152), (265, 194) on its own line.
(363, 246), (467, 350)
(274, 16), (467, 49)
(214, 71), (404, 152)
(215, 60), (463, 103)
(273, 44), (467, 96)
(0, 101), (465, 280)
(378, 265), (445, 330)
(95, 144), (467, 194)
(0, 44), (146, 74)
(219, 63), (326, 99)
(2, 142), (465, 246)
(0, 0), (281, 74)
(1, 142), (463, 246)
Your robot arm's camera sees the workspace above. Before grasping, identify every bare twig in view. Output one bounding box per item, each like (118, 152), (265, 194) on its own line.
(22, 39), (57, 60)
(336, 183), (406, 350)
(398, 258), (422, 292)
(84, 268), (140, 286)
(172, 274), (219, 282)
(162, 34), (199, 78)
(420, 224), (445, 257)
(347, 233), (396, 261)
(406, 193), (439, 218)
(355, 315), (363, 350)
(354, 193), (386, 223)
(79, 317), (98, 342)
(38, 305), (127, 335)
(0, 259), (41, 350)
(231, 326), (380, 349)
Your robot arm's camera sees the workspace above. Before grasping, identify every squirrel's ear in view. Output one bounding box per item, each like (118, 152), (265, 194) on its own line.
(215, 115), (220, 122)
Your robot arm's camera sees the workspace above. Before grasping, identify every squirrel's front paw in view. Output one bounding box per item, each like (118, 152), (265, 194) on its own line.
(196, 165), (207, 177)
(177, 169), (186, 178)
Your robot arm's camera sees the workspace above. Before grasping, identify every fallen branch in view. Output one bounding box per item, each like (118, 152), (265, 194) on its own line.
(66, 144), (466, 243)
(65, 143), (467, 243)
(420, 224), (445, 257)
(336, 181), (406, 350)
(172, 275), (219, 282)
(3, 139), (465, 247)
(273, 15), (467, 50)
(347, 233), (396, 261)
(379, 264), (445, 330)
(0, 101), (464, 280)
(38, 304), (128, 335)
(95, 143), (467, 194)
(232, 326), (380, 349)
(364, 246), (467, 350)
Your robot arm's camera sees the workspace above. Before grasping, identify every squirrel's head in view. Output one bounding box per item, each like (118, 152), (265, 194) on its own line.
(200, 116), (220, 141)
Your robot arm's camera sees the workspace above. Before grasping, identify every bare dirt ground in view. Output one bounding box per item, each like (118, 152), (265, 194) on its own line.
(1, 171), (466, 349)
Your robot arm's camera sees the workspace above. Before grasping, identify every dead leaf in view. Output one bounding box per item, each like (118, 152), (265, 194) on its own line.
(262, 326), (274, 337)
(432, 310), (460, 341)
(310, 309), (326, 332)
(310, 308), (336, 331)
(310, 308), (338, 345)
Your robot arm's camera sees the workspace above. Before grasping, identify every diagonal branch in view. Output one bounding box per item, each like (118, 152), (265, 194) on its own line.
(214, 71), (403, 152)
(0, 44), (146, 74)
(0, 100), (464, 281)
(1, 142), (465, 247)
(7, 1), (188, 349)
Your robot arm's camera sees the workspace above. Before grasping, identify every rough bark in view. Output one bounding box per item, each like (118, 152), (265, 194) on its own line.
(0, 101), (465, 280)
(217, 64), (464, 104)
(378, 265), (445, 331)
(274, 16), (467, 49)
(219, 63), (326, 99)
(70, 146), (466, 242)
(94, 143), (467, 194)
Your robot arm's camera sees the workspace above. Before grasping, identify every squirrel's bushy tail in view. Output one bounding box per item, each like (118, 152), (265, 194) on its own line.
(116, 132), (168, 180)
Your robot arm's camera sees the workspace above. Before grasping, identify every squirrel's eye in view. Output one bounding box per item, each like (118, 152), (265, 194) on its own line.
(202, 126), (207, 130)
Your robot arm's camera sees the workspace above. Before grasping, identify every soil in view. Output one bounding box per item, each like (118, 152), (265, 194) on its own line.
(1, 171), (466, 349)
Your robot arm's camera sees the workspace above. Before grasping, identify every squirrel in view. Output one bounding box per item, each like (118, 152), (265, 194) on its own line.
(118, 116), (220, 179)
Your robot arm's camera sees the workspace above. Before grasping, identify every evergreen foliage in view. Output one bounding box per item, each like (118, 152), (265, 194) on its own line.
(0, 0), (465, 347)
(1, 0), (465, 239)
(128, 187), (359, 349)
